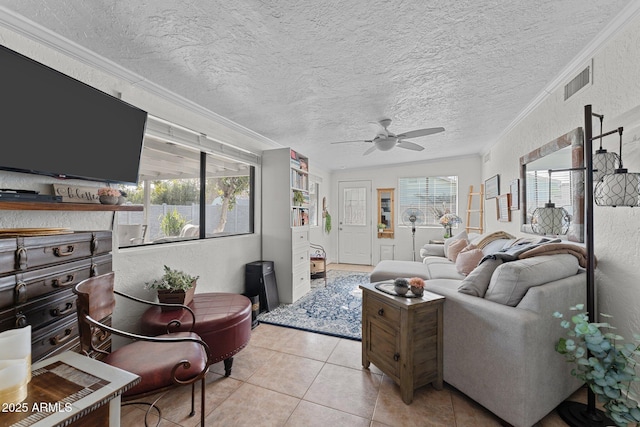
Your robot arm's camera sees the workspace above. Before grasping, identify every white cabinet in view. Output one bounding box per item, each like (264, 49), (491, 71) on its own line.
(262, 148), (311, 304)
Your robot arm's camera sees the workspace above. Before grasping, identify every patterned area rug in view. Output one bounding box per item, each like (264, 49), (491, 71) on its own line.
(257, 270), (369, 341)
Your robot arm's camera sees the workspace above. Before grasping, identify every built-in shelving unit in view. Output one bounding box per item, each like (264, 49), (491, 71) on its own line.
(0, 201), (143, 211)
(262, 148), (311, 304)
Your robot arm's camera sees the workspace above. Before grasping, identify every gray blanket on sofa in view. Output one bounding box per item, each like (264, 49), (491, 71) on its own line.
(480, 237), (591, 268)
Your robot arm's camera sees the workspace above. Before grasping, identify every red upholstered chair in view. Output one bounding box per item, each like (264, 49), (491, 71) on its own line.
(74, 272), (211, 426)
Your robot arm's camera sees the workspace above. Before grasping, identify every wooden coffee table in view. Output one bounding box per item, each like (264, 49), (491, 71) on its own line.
(360, 282), (444, 404)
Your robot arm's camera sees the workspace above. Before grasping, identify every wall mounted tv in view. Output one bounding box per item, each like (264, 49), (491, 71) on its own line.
(0, 44), (147, 185)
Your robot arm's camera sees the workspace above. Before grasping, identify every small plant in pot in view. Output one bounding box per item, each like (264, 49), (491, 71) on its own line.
(145, 265), (199, 311)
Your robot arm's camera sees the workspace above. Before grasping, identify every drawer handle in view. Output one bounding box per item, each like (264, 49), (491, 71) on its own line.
(90, 263), (98, 277)
(53, 245), (75, 257)
(393, 353), (400, 362)
(15, 282), (27, 304)
(52, 274), (75, 288)
(15, 315), (27, 328)
(16, 247), (27, 270)
(91, 235), (99, 254)
(378, 308), (384, 316)
(50, 328), (73, 345)
(50, 302), (74, 317)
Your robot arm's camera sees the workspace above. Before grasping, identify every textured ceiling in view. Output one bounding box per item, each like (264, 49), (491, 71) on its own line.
(0, 1), (633, 170)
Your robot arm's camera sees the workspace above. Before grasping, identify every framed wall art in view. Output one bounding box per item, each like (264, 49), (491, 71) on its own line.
(509, 179), (520, 210)
(497, 194), (511, 222)
(485, 174), (500, 199)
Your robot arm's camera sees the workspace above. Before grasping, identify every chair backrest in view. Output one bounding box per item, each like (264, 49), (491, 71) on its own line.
(179, 224), (199, 238)
(117, 224), (145, 246)
(74, 272), (116, 353)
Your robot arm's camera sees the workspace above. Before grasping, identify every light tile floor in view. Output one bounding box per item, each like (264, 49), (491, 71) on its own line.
(120, 264), (591, 426)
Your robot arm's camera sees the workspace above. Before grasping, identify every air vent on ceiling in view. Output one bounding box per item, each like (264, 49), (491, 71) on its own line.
(564, 65), (591, 101)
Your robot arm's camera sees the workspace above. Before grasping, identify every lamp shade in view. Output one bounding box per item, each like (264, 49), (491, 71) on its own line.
(532, 204), (570, 235)
(594, 171), (640, 207)
(592, 149), (620, 182)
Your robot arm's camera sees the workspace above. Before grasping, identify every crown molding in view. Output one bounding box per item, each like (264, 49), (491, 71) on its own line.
(490, 1), (640, 154)
(0, 6), (281, 151)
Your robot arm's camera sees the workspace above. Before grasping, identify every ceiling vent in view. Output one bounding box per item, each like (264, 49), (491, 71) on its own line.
(564, 64), (591, 101)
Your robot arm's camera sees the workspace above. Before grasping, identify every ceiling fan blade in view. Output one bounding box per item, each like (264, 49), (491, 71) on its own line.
(330, 139), (373, 145)
(363, 145), (378, 156)
(396, 127), (445, 139)
(397, 140), (425, 151)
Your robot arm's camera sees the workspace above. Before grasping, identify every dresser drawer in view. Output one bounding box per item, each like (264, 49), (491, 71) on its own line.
(291, 230), (308, 247)
(292, 246), (309, 266)
(0, 258), (91, 311)
(14, 289), (77, 331)
(0, 231), (111, 275)
(32, 315), (80, 362)
(366, 294), (401, 326)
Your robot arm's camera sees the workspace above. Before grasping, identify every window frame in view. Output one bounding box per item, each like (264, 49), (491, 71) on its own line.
(397, 175), (459, 228)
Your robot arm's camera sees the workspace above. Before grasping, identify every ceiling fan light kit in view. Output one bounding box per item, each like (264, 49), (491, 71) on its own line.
(331, 118), (444, 156)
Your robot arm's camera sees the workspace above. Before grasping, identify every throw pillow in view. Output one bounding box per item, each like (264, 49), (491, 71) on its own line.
(447, 238), (469, 262)
(443, 230), (468, 258)
(484, 254), (580, 306)
(455, 248), (484, 275)
(457, 257), (504, 297)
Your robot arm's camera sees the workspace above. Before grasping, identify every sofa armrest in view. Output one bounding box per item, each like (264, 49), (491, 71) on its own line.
(427, 274), (585, 427)
(420, 243), (445, 258)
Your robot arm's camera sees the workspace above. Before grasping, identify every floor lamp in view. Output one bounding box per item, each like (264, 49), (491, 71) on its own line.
(555, 105), (639, 426)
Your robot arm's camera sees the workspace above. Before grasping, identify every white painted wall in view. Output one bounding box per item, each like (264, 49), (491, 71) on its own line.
(331, 155), (482, 263)
(482, 13), (640, 350)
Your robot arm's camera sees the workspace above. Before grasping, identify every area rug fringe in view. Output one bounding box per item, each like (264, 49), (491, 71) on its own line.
(257, 271), (369, 341)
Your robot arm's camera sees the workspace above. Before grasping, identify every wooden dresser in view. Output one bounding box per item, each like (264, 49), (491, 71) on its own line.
(0, 231), (112, 363)
(360, 282), (444, 404)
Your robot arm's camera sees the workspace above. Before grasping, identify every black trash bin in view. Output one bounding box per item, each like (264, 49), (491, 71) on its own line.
(245, 261), (279, 313)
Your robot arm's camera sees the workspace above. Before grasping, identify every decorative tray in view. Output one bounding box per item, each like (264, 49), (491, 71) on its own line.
(374, 281), (423, 298)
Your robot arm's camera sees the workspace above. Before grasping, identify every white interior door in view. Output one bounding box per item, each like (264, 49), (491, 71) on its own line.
(338, 180), (372, 265)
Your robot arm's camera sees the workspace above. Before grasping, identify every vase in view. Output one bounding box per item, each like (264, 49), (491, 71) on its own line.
(393, 278), (409, 296)
(444, 226), (452, 239)
(99, 195), (119, 205)
(410, 286), (424, 297)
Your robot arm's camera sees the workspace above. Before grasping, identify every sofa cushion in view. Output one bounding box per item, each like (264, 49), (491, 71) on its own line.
(447, 239), (469, 262)
(484, 254), (580, 306)
(457, 258), (504, 297)
(455, 247), (484, 275)
(444, 231), (468, 258)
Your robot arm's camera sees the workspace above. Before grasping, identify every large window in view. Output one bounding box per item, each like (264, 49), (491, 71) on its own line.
(116, 117), (256, 248)
(398, 176), (458, 226)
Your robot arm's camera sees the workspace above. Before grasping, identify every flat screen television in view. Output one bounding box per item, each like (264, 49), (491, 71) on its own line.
(0, 44), (147, 185)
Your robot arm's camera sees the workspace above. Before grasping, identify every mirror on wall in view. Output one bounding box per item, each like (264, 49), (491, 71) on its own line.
(520, 127), (584, 242)
(377, 188), (394, 238)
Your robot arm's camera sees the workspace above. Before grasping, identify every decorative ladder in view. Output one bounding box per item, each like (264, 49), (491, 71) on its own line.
(466, 184), (484, 235)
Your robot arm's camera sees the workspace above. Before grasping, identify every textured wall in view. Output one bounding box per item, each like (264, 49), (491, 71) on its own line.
(483, 14), (640, 355)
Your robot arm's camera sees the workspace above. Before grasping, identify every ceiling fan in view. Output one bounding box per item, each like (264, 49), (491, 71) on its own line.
(331, 118), (444, 156)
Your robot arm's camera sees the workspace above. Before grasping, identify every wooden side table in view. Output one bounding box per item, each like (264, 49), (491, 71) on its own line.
(360, 282), (444, 404)
(0, 351), (139, 427)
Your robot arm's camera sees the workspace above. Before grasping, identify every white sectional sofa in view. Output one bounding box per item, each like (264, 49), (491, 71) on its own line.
(369, 232), (586, 427)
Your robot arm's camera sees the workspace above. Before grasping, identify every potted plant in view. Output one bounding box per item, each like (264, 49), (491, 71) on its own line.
(408, 277), (425, 297)
(554, 304), (640, 426)
(145, 265), (199, 311)
(377, 223), (387, 232)
(293, 190), (305, 206)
